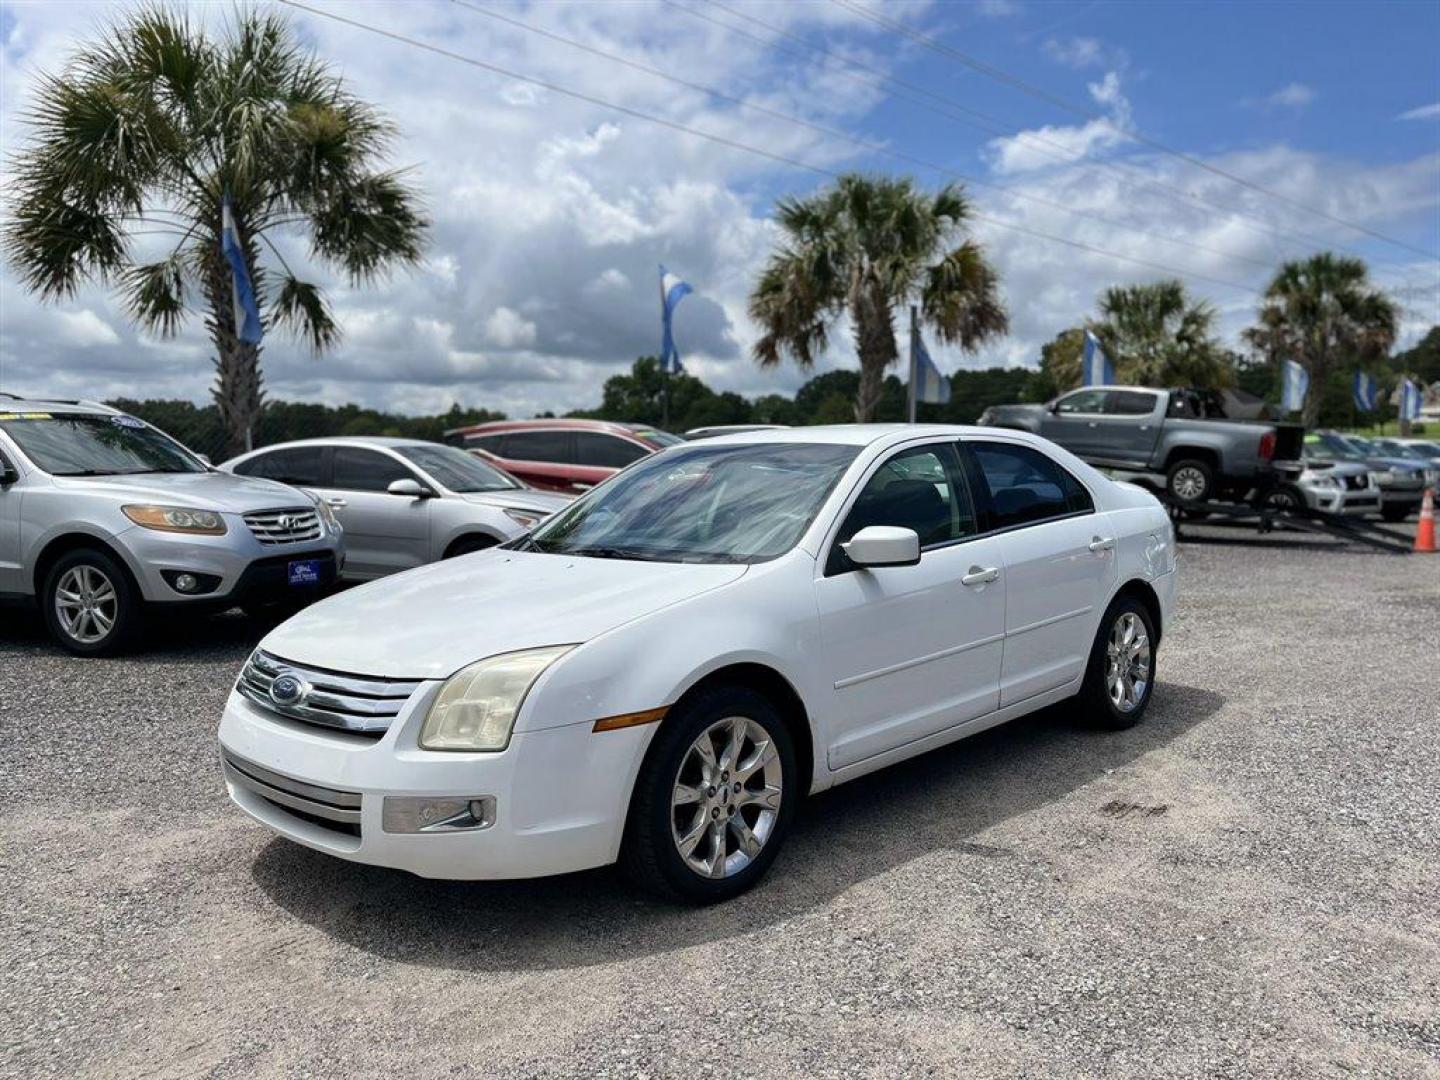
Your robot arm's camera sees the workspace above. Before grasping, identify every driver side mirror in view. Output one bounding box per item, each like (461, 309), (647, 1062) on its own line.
(843, 526), (920, 569)
(387, 478), (434, 498)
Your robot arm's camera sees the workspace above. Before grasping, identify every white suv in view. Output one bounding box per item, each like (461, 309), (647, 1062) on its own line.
(0, 396), (344, 654)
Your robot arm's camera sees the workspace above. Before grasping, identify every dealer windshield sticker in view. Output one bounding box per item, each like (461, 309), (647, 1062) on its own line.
(0, 412), (53, 420)
(111, 415), (147, 428)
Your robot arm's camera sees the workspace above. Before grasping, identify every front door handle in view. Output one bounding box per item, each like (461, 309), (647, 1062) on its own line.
(1087, 421), (1098, 428)
(1089, 536), (1116, 553)
(962, 565), (1000, 586)
(325, 497), (347, 509)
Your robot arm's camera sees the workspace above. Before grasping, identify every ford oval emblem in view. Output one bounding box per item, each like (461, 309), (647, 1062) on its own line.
(269, 672), (308, 707)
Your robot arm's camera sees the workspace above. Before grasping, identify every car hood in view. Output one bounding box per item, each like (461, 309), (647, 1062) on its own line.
(259, 550), (748, 679)
(1363, 457), (1426, 473)
(51, 470), (312, 512)
(459, 489), (572, 513)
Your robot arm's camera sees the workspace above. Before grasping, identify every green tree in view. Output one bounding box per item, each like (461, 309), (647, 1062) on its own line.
(748, 174), (1007, 422)
(1092, 280), (1232, 389)
(1243, 254), (1399, 429)
(4, 8), (427, 456)
(1036, 327), (1086, 398)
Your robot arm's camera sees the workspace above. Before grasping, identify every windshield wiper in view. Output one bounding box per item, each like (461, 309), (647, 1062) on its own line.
(566, 546), (655, 561)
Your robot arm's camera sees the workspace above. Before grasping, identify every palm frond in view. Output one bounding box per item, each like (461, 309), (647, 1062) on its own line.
(307, 170), (428, 283)
(119, 253), (188, 336)
(270, 275), (339, 353)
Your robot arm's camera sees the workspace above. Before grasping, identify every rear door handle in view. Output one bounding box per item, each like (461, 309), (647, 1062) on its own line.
(962, 565), (1000, 586)
(1089, 536), (1115, 553)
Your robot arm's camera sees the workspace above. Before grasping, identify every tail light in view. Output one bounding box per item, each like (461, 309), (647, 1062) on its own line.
(1259, 431), (1277, 460)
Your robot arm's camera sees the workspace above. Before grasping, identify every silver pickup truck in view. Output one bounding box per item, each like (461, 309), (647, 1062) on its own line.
(977, 386), (1302, 504)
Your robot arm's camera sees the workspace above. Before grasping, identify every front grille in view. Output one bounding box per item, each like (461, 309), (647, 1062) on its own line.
(244, 507), (322, 545)
(222, 750), (362, 837)
(236, 650), (423, 736)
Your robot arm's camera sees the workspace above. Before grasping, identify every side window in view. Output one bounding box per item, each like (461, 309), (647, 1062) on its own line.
(969, 442), (1092, 530)
(575, 432), (648, 468)
(468, 434), (506, 455)
(243, 447), (327, 486)
(834, 444), (975, 557)
(331, 447), (416, 493)
(1166, 393), (1199, 419)
(504, 430), (573, 464)
(1056, 390), (1108, 414)
(1107, 391), (1159, 416)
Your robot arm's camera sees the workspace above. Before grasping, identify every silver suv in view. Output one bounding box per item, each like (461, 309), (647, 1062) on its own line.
(221, 437), (571, 580)
(0, 397), (344, 655)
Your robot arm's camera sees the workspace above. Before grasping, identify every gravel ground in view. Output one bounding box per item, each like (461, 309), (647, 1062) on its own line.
(2, 525), (1437, 1079)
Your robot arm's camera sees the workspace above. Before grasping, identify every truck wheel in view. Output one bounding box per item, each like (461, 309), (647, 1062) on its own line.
(1166, 459), (1213, 504)
(42, 548), (142, 656)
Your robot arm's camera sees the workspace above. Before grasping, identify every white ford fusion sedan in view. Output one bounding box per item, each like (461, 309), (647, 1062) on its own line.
(219, 426), (1176, 903)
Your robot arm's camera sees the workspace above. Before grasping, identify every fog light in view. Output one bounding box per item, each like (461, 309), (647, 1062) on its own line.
(382, 795), (496, 834)
(174, 573), (199, 593)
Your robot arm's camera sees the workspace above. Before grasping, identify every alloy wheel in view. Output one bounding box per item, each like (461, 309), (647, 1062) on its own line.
(671, 716), (784, 879)
(1105, 612), (1151, 713)
(54, 564), (118, 645)
(1170, 466), (1207, 502)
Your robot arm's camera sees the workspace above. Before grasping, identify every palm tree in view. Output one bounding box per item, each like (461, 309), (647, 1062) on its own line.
(4, 7), (427, 455)
(749, 174), (1007, 422)
(1091, 280), (1232, 389)
(1243, 254), (1398, 429)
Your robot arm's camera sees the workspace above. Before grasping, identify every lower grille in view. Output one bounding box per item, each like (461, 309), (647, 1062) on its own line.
(237, 650), (422, 736)
(222, 750), (362, 836)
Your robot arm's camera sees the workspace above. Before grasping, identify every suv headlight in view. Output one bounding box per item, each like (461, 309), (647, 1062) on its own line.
(311, 496), (340, 532)
(502, 507), (543, 529)
(122, 504), (226, 535)
(419, 646), (574, 751)
(1309, 475), (1339, 489)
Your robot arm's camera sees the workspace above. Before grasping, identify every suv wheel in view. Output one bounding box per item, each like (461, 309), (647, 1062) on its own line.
(42, 548), (141, 656)
(620, 685), (798, 904)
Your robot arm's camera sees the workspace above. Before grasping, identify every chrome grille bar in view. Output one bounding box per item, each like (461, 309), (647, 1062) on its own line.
(222, 750), (362, 824)
(236, 650), (423, 735)
(244, 507), (323, 545)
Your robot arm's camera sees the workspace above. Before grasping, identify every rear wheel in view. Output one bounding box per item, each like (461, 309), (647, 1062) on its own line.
(1077, 597), (1156, 730)
(1262, 485), (1304, 512)
(620, 685), (798, 904)
(42, 548), (141, 656)
(1165, 458), (1213, 504)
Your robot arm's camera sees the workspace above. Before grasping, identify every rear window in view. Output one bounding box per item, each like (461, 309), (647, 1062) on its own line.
(238, 447), (328, 485)
(575, 432), (649, 468)
(503, 430), (573, 463)
(1108, 391), (1158, 416)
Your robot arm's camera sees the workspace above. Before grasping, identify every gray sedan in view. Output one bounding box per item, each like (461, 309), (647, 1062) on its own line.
(223, 437), (571, 580)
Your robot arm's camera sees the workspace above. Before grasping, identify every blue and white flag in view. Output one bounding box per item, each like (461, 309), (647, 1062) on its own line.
(912, 331), (950, 405)
(658, 265), (693, 374)
(221, 197), (263, 346)
(1280, 359), (1309, 413)
(1081, 330), (1115, 387)
(1399, 377), (1423, 422)
(1353, 371), (1378, 412)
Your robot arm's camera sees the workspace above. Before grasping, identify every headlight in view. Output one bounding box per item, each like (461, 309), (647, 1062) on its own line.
(1309, 476), (1339, 489)
(122, 504), (226, 535)
(419, 646), (573, 751)
(312, 496), (340, 532)
(502, 507), (543, 529)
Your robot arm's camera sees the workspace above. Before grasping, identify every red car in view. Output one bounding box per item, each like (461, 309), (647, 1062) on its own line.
(444, 419), (683, 494)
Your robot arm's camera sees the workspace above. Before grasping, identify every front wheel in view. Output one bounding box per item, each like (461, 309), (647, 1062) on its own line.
(42, 548), (142, 656)
(620, 685), (798, 904)
(1077, 597), (1156, 730)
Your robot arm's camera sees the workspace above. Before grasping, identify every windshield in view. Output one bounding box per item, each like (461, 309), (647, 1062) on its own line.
(395, 444), (521, 492)
(0, 412), (206, 476)
(1407, 441), (1440, 457)
(633, 429), (684, 448)
(1304, 433), (1364, 461)
(1373, 440), (1427, 461)
(525, 442), (858, 563)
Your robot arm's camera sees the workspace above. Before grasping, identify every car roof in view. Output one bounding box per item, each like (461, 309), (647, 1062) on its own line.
(445, 418), (658, 437)
(698, 423), (1015, 448)
(229, 436), (440, 457)
(0, 394), (119, 416)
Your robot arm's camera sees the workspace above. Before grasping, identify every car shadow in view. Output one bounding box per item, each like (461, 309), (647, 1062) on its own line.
(0, 603), (301, 662)
(250, 682), (1224, 973)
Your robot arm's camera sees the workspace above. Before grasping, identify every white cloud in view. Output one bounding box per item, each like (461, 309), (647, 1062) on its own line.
(483, 306), (538, 349)
(1042, 36), (1106, 69)
(985, 71), (1132, 175)
(55, 310), (122, 348)
(1244, 82), (1315, 110)
(1396, 102), (1440, 122)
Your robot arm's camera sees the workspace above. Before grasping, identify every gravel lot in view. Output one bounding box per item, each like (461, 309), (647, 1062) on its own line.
(2, 525), (1437, 1079)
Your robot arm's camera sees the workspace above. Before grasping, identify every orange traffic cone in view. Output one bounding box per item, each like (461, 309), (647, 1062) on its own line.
(1415, 487), (1437, 553)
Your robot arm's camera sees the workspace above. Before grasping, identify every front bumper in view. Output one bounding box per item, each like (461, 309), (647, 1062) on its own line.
(217, 687), (649, 880)
(118, 521), (344, 605)
(1299, 484), (1380, 516)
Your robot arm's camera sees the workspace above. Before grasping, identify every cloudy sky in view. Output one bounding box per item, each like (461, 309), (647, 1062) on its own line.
(1, 0), (1437, 418)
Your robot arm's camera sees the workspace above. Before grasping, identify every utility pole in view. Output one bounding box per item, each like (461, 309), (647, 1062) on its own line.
(906, 304), (919, 424)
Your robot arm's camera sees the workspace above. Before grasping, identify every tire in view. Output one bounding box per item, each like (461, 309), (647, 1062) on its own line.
(1165, 458), (1213, 504)
(1077, 596), (1157, 731)
(41, 547), (142, 657)
(1262, 486), (1304, 512)
(619, 684), (799, 904)
(444, 535), (499, 559)
(1380, 503), (1412, 523)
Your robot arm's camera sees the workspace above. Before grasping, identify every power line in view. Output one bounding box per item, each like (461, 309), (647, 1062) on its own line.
(451, 0), (1278, 275)
(677, 0), (1365, 265)
(277, 0), (1263, 298)
(831, 0), (1440, 262)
